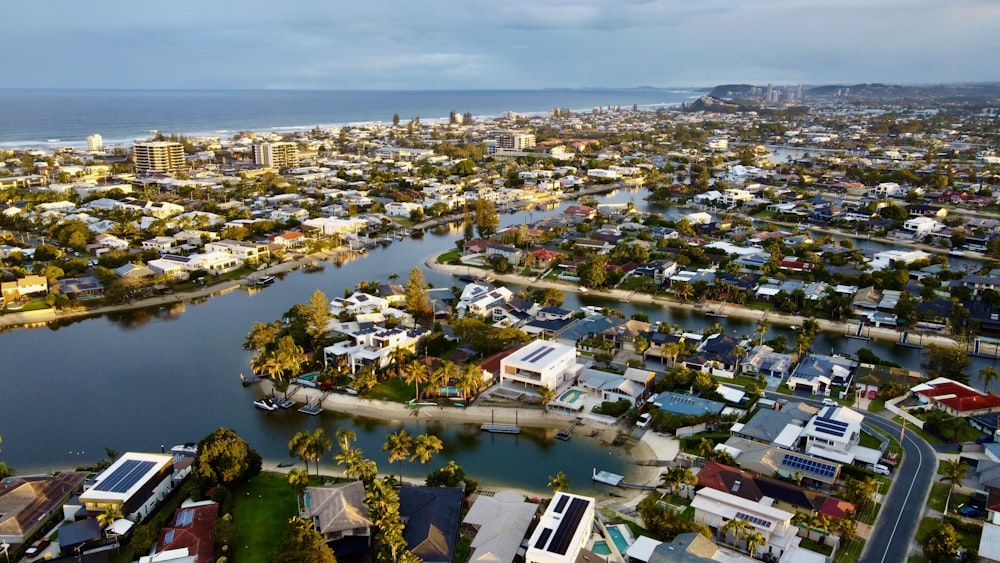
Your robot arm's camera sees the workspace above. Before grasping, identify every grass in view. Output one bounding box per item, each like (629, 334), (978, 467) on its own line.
(232, 472), (302, 563)
(915, 516), (983, 550)
(893, 416), (945, 446)
(834, 537), (865, 563)
(368, 377), (417, 403)
(18, 299), (51, 312)
(927, 482), (951, 512)
(437, 249), (461, 264)
(799, 536), (834, 555)
(869, 398), (887, 412)
(858, 431), (883, 450)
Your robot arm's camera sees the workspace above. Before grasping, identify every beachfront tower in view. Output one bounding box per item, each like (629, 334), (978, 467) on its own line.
(133, 141), (185, 174)
(253, 141), (299, 169)
(86, 134), (103, 152)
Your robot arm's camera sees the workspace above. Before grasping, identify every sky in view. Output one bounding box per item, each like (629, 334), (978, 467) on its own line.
(3, 0), (998, 90)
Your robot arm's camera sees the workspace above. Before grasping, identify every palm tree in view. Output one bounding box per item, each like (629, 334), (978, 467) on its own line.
(809, 513), (832, 543)
(335, 446), (364, 479)
(698, 437), (716, 459)
(675, 282), (693, 302)
(980, 365), (999, 392)
(410, 434), (444, 470)
(801, 318), (820, 338)
(742, 529), (765, 557)
(538, 386), (558, 412)
(732, 344), (747, 377)
(306, 428), (332, 477)
(254, 351), (286, 381)
(335, 429), (357, 453)
(941, 459), (968, 513)
(288, 431), (312, 471)
(679, 467), (698, 499)
(434, 360), (459, 395)
(662, 342), (681, 366)
(791, 510), (811, 537)
(721, 518), (750, 546)
(659, 468), (682, 496)
(755, 319), (770, 346)
(97, 505), (123, 530)
(457, 363), (481, 401)
(383, 429), (413, 485)
(547, 471), (571, 493)
(287, 468), (310, 511)
(403, 360), (430, 402)
(388, 272), (399, 282)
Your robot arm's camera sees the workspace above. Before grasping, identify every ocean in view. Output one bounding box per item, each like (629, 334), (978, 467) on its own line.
(0, 89), (700, 150)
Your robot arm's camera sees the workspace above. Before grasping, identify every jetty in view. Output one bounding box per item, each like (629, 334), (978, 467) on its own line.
(705, 301), (727, 319)
(481, 424), (521, 434)
(555, 418), (582, 441)
(972, 338), (1000, 360)
(298, 392), (328, 415)
(846, 319), (871, 341)
(896, 331), (923, 349)
(592, 469), (624, 486)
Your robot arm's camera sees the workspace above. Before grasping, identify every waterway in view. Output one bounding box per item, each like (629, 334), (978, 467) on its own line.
(1, 186), (994, 489)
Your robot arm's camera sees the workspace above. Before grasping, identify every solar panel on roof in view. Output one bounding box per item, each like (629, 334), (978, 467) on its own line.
(93, 460), (157, 493)
(176, 509), (193, 526)
(781, 454), (838, 478)
(814, 426), (846, 437)
(534, 528), (553, 549)
(529, 346), (556, 364)
(549, 498), (589, 554)
(735, 511), (773, 529)
(164, 530), (175, 544)
(554, 495), (568, 513)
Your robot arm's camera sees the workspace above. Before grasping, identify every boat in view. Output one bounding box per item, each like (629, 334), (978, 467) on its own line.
(253, 275), (276, 287)
(277, 461), (295, 468)
(253, 398), (278, 411)
(579, 286), (589, 293)
(949, 249), (965, 257)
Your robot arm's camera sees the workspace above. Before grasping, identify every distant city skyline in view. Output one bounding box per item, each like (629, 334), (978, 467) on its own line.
(3, 0), (998, 90)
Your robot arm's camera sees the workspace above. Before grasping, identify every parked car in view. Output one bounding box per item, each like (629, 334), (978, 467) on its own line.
(822, 398), (838, 407)
(958, 505), (984, 518)
(25, 539), (50, 556)
(636, 413), (652, 429)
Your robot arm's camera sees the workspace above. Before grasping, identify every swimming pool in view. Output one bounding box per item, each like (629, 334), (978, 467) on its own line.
(559, 388), (585, 403)
(591, 540), (612, 556)
(607, 524), (633, 554)
(439, 386), (460, 396)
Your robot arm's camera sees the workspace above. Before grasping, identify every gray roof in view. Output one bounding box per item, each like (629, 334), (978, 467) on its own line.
(399, 486), (464, 563)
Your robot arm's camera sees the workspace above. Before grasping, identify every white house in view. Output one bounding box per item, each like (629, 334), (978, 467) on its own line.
(79, 452), (174, 521)
(690, 487), (801, 560)
(323, 326), (428, 374)
(499, 340), (579, 391)
(330, 292), (389, 316)
(457, 284), (513, 319)
(901, 216), (943, 237)
(524, 492), (595, 563)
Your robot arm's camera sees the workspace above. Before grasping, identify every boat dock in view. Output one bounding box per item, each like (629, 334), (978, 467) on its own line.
(481, 424), (521, 434)
(555, 418), (582, 441)
(298, 391), (328, 415)
(896, 331), (923, 349)
(846, 320), (871, 340)
(972, 338), (1000, 359)
(592, 468), (624, 486)
(705, 301), (727, 318)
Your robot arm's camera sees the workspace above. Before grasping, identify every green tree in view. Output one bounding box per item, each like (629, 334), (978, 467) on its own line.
(547, 471), (571, 492)
(426, 460), (477, 494)
(287, 468), (310, 511)
(383, 429), (413, 485)
(940, 459), (968, 513)
(980, 365), (999, 391)
(742, 529), (765, 557)
(97, 504), (123, 529)
(474, 199), (500, 238)
(721, 518), (751, 545)
(844, 476), (879, 511)
(578, 255), (608, 288)
(193, 428), (262, 488)
(403, 359), (430, 401)
(410, 434), (444, 470)
(923, 521), (962, 563)
(271, 516), (338, 563)
(922, 343), (970, 383)
(538, 386), (558, 412)
(404, 267), (430, 318)
(302, 289), (333, 351)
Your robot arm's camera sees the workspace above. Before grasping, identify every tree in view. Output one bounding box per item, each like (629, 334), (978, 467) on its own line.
(742, 529), (765, 557)
(426, 460), (477, 494)
(97, 504), (122, 530)
(578, 255), (608, 289)
(410, 434), (444, 470)
(392, 113), (400, 127)
(383, 429), (413, 485)
(538, 386), (558, 412)
(474, 199), (500, 238)
(302, 289), (333, 351)
(922, 343), (970, 383)
(271, 516), (338, 563)
(721, 518), (751, 545)
(287, 468), (310, 511)
(634, 335), (650, 358)
(980, 365), (999, 391)
(844, 476), (879, 511)
(547, 471), (571, 492)
(457, 363), (481, 401)
(193, 428), (262, 488)
(404, 267), (430, 318)
(940, 459), (968, 513)
(835, 514), (857, 542)
(923, 521), (962, 563)
(403, 360), (430, 401)
(809, 513), (832, 543)
(289, 428), (332, 477)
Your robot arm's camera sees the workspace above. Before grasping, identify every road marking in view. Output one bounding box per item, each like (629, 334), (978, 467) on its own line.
(878, 425), (925, 563)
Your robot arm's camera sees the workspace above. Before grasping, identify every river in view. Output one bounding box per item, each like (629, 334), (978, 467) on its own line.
(0, 187), (992, 490)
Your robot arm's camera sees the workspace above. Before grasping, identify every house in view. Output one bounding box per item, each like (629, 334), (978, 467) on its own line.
(575, 368), (645, 408)
(913, 377), (1000, 418)
(689, 487), (801, 560)
(721, 437), (842, 488)
(457, 284), (513, 319)
(398, 487), (464, 563)
(79, 452), (174, 521)
(802, 405), (881, 466)
(563, 205), (596, 219)
(149, 501), (219, 563)
(651, 391), (726, 417)
(686, 334), (743, 377)
(302, 482), (372, 550)
(742, 345), (794, 380)
(698, 461), (852, 520)
(323, 326), (428, 374)
(204, 239), (270, 264)
(602, 319), (651, 352)
(499, 340), (579, 392)
(462, 490), (537, 563)
(485, 243), (523, 265)
(0, 471), (88, 544)
(57, 276), (105, 298)
(330, 292), (389, 316)
(787, 354), (857, 394)
(0, 275), (47, 304)
(525, 492), (596, 563)
(730, 401), (818, 449)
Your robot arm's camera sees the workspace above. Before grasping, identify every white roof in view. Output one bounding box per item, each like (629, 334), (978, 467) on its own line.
(774, 424), (804, 449)
(463, 491), (537, 563)
(691, 486), (793, 524)
(80, 452), (172, 503)
(980, 523), (1000, 562)
(716, 385), (746, 404)
(625, 536), (662, 562)
(806, 445), (855, 464)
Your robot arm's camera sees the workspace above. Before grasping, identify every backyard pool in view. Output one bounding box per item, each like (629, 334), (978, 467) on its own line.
(558, 388), (585, 403)
(607, 524), (633, 554)
(591, 541), (611, 556)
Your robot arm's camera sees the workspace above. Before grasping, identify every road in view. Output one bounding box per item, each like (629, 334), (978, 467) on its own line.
(859, 412), (936, 563)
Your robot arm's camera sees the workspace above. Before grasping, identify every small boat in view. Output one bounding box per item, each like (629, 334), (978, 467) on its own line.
(579, 286), (589, 293)
(253, 275), (276, 287)
(253, 398), (278, 411)
(277, 461), (295, 468)
(949, 249), (965, 257)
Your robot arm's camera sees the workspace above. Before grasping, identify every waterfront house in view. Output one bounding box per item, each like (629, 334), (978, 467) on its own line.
(651, 391), (726, 417)
(0, 274), (47, 304)
(79, 452), (174, 522)
(399, 487), (463, 563)
(742, 345), (794, 380)
(0, 471), (88, 545)
(525, 492), (596, 563)
(457, 284), (513, 319)
(576, 368), (645, 408)
(689, 487), (801, 560)
(788, 354), (858, 394)
(302, 482), (372, 549)
(912, 377), (1000, 418)
(499, 340), (580, 392)
(462, 490), (536, 563)
(730, 401), (818, 449)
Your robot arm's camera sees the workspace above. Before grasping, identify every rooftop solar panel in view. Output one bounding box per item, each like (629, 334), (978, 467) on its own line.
(529, 346), (555, 364)
(534, 528), (553, 549)
(814, 426), (846, 437)
(164, 530), (175, 545)
(93, 460), (157, 493)
(735, 511), (773, 529)
(176, 509), (194, 526)
(554, 495), (568, 513)
(550, 498), (588, 555)
(781, 454), (838, 478)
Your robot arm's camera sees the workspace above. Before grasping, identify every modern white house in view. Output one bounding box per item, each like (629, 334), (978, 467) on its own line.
(690, 487), (801, 560)
(323, 326), (428, 374)
(901, 216), (943, 237)
(802, 405), (881, 466)
(79, 452), (174, 521)
(499, 340), (579, 392)
(524, 492), (595, 563)
(458, 284), (513, 319)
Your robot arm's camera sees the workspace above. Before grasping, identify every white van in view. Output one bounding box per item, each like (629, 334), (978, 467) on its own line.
(871, 464), (891, 476)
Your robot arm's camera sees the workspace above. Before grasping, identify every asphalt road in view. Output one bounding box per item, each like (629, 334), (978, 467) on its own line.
(858, 412), (937, 563)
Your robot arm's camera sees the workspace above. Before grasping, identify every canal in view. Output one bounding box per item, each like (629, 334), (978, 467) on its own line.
(0, 187), (992, 490)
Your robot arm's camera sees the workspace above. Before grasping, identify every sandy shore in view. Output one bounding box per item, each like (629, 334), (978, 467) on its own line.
(258, 379), (674, 502)
(425, 251), (962, 349)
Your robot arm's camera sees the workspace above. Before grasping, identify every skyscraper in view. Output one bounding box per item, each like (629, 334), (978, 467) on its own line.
(133, 141), (185, 174)
(86, 134), (103, 152)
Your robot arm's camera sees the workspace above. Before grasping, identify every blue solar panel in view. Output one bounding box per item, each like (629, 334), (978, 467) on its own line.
(781, 454), (838, 478)
(164, 530), (175, 544)
(94, 460), (157, 493)
(816, 417), (848, 430)
(815, 426), (846, 437)
(176, 509), (193, 526)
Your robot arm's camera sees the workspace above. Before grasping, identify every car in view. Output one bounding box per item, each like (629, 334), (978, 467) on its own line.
(977, 435), (995, 444)
(958, 505), (984, 518)
(822, 398), (838, 407)
(636, 413), (652, 429)
(25, 539), (50, 556)
(872, 464), (891, 476)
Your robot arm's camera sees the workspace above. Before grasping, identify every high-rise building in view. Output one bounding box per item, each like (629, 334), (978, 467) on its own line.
(87, 134), (103, 152)
(253, 142), (299, 168)
(133, 141), (185, 174)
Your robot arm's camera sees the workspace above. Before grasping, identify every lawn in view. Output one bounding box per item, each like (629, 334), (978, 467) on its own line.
(915, 516), (982, 550)
(834, 537), (865, 563)
(368, 377), (417, 403)
(232, 472), (302, 563)
(858, 430), (883, 450)
(437, 249), (462, 264)
(927, 482), (951, 513)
